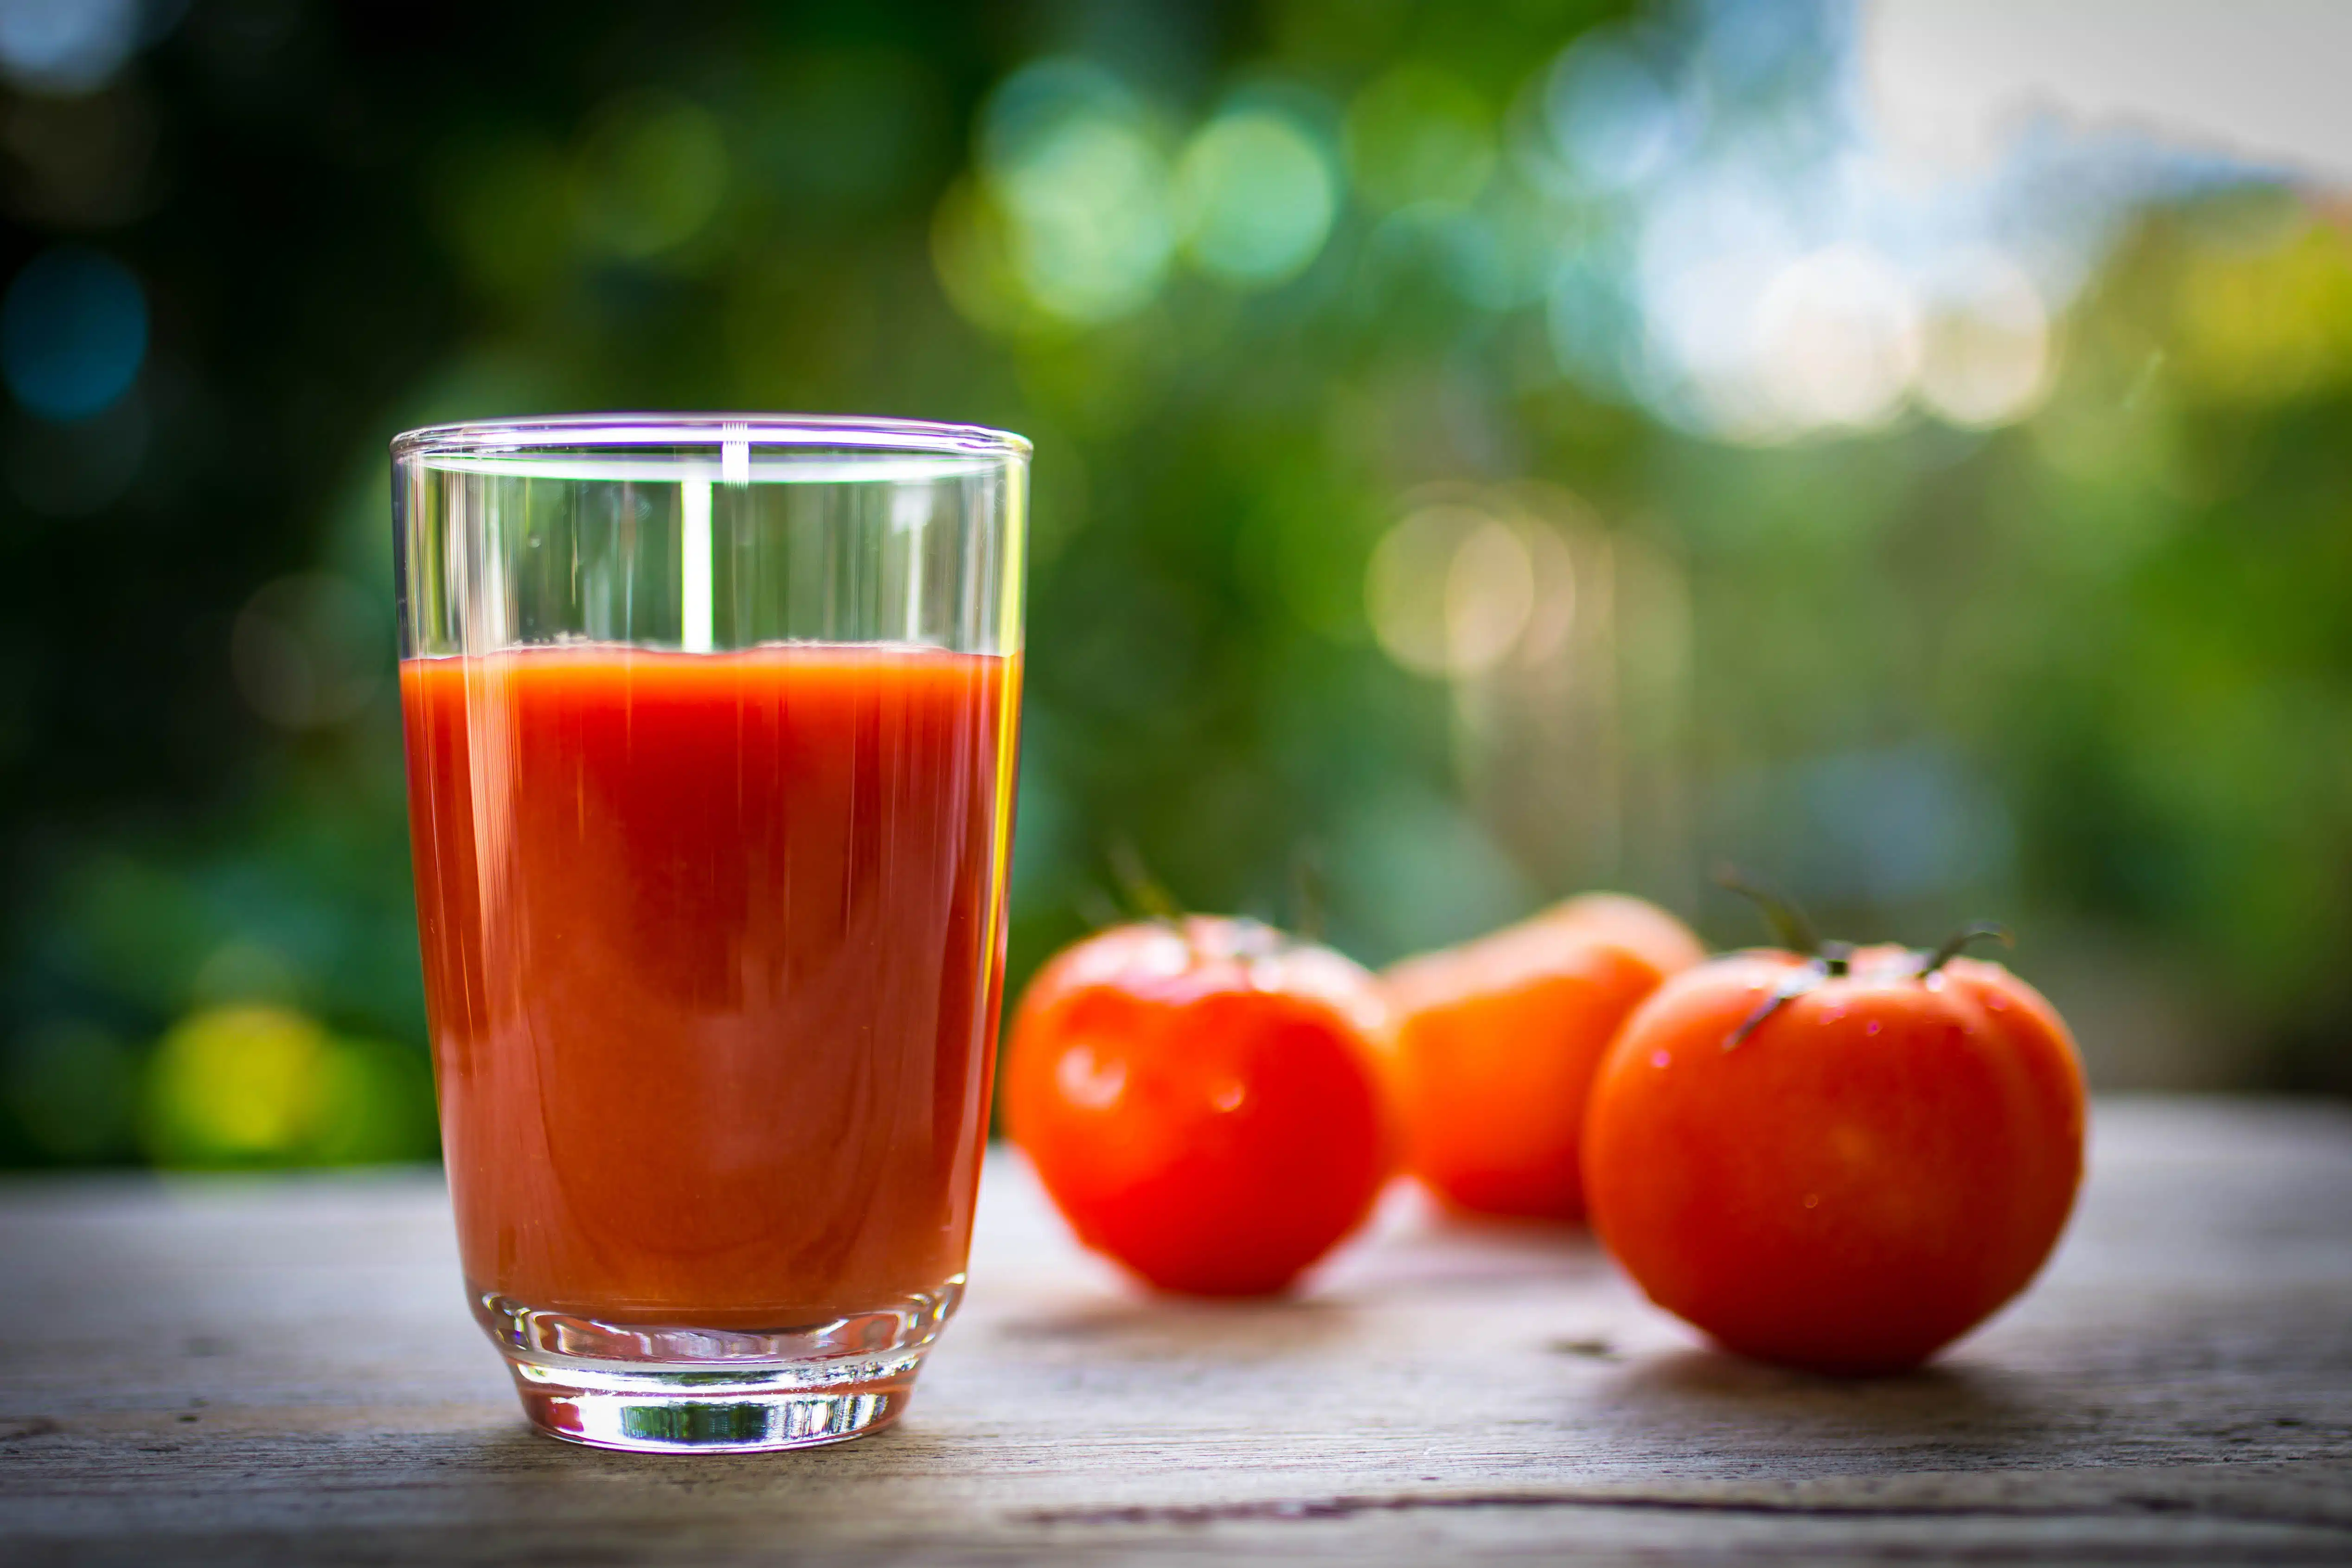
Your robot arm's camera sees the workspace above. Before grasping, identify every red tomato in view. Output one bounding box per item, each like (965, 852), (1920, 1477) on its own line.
(1380, 894), (1703, 1221)
(1538, 893), (1710, 984)
(1583, 937), (2086, 1374)
(1003, 916), (1396, 1296)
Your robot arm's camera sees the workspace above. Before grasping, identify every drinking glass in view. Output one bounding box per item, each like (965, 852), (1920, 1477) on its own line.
(391, 415), (1027, 1452)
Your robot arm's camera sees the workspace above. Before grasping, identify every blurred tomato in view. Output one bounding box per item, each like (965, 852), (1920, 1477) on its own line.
(1003, 916), (1395, 1296)
(1379, 895), (1703, 1221)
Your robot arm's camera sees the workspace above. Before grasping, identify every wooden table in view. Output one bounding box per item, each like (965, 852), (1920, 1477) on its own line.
(4, 1098), (2348, 1565)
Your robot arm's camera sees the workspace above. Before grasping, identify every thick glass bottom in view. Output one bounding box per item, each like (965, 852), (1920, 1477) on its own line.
(475, 1278), (962, 1453)
(507, 1354), (919, 1453)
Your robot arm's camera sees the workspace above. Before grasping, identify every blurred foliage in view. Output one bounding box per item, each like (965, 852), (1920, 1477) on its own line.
(1, 0), (2348, 1168)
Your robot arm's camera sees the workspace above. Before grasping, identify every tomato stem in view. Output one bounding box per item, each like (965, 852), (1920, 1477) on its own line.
(1107, 839), (1184, 925)
(1920, 921), (2014, 975)
(1724, 960), (1827, 1050)
(1288, 843), (1327, 946)
(1715, 865), (1826, 960)
(1073, 884), (1124, 932)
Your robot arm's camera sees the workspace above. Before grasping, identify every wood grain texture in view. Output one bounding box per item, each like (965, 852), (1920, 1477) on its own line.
(2, 1097), (2348, 1565)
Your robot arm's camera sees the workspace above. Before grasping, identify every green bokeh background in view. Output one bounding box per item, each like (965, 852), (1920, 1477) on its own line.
(3, 0), (2348, 1169)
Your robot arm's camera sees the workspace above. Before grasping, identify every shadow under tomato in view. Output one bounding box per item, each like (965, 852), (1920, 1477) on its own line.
(990, 1291), (1366, 1363)
(1320, 1207), (1620, 1297)
(1595, 1346), (2062, 1465)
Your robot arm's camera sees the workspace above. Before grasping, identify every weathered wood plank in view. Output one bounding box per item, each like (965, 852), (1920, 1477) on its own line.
(2, 1098), (2348, 1565)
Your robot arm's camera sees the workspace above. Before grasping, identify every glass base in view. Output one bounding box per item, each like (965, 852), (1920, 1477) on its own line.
(507, 1354), (919, 1453)
(476, 1278), (962, 1453)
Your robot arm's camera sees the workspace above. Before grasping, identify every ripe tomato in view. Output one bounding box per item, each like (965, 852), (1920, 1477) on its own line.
(1379, 895), (1703, 1222)
(1002, 916), (1395, 1296)
(1538, 893), (1711, 986)
(1583, 934), (2086, 1374)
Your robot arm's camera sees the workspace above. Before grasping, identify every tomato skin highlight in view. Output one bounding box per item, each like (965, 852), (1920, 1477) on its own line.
(1003, 917), (1396, 1297)
(1581, 945), (2087, 1374)
(1380, 896), (1703, 1222)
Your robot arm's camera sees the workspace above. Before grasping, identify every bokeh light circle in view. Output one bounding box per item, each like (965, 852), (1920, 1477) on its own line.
(144, 1005), (329, 1165)
(1174, 109), (1339, 288)
(1368, 504), (1544, 678)
(231, 573), (385, 730)
(1917, 253), (2053, 427)
(570, 90), (729, 260)
(1754, 244), (1922, 432)
(1344, 66), (1496, 213)
(1545, 33), (1690, 192)
(1, 245), (147, 420)
(0, 0), (139, 96)
(981, 62), (1175, 326)
(1000, 115), (1173, 323)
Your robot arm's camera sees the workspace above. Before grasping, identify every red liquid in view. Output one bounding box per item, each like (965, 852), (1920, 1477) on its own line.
(400, 645), (1019, 1328)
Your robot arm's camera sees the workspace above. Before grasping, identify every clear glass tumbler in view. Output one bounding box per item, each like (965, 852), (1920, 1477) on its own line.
(391, 415), (1027, 1453)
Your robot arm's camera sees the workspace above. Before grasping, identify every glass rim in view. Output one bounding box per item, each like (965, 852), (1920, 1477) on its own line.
(391, 412), (1031, 465)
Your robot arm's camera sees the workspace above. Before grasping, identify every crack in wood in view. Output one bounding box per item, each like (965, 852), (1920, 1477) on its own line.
(1019, 1488), (2352, 1534)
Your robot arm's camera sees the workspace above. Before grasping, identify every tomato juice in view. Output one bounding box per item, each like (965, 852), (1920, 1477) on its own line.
(401, 644), (1019, 1331)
